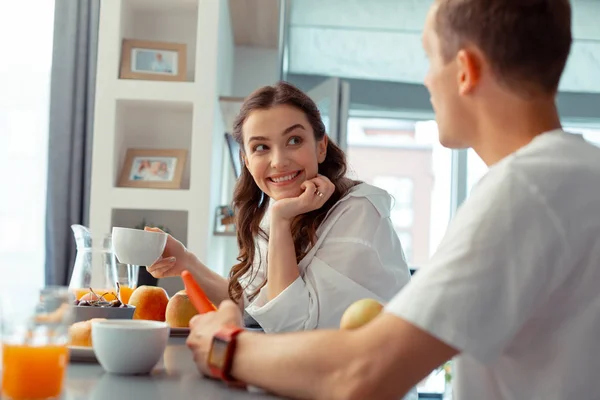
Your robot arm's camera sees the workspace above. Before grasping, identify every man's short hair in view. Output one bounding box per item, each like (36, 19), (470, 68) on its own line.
(435, 0), (572, 97)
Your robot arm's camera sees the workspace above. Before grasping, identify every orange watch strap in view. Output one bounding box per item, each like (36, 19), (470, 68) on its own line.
(208, 325), (246, 388)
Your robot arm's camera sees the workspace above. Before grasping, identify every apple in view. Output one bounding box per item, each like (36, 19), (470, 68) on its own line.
(165, 290), (199, 328)
(340, 298), (384, 330)
(128, 285), (170, 321)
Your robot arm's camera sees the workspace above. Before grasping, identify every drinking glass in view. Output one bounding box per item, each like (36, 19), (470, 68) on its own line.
(111, 262), (139, 304)
(1, 286), (74, 400)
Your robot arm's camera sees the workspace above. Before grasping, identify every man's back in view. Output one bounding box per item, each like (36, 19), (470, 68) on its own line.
(387, 130), (600, 399)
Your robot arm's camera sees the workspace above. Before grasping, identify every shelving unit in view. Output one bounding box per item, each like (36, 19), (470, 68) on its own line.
(89, 0), (239, 295)
(113, 80), (197, 103)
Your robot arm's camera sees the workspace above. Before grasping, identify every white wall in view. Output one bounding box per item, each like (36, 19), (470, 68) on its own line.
(218, 0), (235, 97)
(204, 0), (236, 276)
(233, 46), (280, 97)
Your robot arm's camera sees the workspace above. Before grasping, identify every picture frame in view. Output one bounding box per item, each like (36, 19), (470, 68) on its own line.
(119, 39), (187, 82)
(118, 149), (187, 189)
(214, 205), (236, 236)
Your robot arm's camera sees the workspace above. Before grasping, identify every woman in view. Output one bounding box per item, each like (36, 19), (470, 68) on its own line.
(146, 82), (411, 333)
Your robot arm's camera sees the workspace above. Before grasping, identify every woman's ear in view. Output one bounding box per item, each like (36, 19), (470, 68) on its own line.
(317, 136), (328, 163)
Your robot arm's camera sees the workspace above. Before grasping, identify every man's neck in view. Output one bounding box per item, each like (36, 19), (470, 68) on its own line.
(471, 96), (562, 166)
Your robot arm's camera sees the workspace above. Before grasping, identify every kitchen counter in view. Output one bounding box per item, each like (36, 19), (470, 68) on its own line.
(64, 337), (279, 400)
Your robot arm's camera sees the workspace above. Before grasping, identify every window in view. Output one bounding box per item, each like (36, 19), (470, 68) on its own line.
(372, 176), (414, 262)
(0, 1), (54, 293)
(346, 115), (453, 267)
(373, 176), (414, 228)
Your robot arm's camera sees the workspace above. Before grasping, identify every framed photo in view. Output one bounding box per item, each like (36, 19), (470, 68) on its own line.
(118, 149), (187, 189)
(120, 39), (187, 82)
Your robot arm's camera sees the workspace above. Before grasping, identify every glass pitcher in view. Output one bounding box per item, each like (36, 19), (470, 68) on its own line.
(69, 224), (118, 302)
(68, 224), (139, 304)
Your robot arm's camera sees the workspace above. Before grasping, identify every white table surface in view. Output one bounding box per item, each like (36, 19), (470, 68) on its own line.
(64, 337), (280, 400)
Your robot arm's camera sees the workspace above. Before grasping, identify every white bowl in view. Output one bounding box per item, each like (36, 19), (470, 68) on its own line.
(111, 227), (167, 266)
(91, 319), (170, 374)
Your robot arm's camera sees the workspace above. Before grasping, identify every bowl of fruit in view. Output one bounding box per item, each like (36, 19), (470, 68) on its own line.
(73, 284), (135, 323)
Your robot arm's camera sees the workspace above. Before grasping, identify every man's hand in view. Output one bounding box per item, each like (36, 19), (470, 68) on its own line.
(186, 300), (243, 377)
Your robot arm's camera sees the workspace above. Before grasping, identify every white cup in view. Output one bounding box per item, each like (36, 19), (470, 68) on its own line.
(91, 319), (169, 374)
(111, 227), (167, 266)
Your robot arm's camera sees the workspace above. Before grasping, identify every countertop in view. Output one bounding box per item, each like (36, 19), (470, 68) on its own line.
(64, 337), (279, 400)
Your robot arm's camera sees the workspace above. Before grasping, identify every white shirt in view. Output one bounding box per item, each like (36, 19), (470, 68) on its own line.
(385, 130), (600, 400)
(240, 183), (411, 333)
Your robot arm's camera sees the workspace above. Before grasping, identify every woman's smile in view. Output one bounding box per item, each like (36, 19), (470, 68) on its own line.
(267, 170), (303, 187)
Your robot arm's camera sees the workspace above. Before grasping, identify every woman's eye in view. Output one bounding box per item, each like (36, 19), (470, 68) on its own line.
(288, 136), (302, 145)
(253, 144), (267, 152)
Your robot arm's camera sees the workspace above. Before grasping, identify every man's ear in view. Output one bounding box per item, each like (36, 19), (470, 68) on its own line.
(318, 136), (328, 163)
(456, 48), (482, 95)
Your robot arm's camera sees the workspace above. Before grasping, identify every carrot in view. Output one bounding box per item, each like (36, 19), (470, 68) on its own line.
(181, 270), (217, 314)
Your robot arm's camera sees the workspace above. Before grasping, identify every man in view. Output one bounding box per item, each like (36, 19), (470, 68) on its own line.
(187, 0), (600, 398)
(150, 52), (171, 73)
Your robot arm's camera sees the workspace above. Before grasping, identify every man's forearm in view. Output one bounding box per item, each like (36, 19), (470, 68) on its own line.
(228, 314), (458, 400)
(231, 329), (361, 400)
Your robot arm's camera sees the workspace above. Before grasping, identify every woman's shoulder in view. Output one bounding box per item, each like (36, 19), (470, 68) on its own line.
(332, 182), (393, 218)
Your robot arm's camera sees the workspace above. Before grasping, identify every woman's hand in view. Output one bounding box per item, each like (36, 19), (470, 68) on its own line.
(270, 174), (335, 223)
(186, 300), (243, 377)
(144, 227), (190, 278)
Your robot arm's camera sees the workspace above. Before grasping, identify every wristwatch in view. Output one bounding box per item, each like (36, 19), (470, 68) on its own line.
(208, 325), (246, 388)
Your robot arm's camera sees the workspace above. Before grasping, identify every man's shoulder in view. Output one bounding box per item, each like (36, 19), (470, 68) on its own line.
(479, 130), (600, 200)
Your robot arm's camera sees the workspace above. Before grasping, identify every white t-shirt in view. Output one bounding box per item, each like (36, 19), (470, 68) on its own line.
(386, 130), (600, 400)
(240, 183), (412, 333)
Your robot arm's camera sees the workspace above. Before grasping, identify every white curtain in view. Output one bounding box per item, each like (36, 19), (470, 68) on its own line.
(0, 1), (55, 291)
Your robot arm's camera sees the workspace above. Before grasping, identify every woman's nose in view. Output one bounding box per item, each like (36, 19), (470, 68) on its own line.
(270, 149), (290, 170)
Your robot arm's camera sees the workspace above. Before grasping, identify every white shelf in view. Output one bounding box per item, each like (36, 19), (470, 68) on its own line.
(125, 0), (198, 12)
(120, 0), (199, 81)
(91, 0), (238, 280)
(110, 188), (193, 211)
(114, 80), (196, 104)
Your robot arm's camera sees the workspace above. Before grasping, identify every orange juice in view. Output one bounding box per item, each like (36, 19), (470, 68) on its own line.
(73, 288), (117, 301)
(2, 343), (68, 399)
(119, 285), (136, 304)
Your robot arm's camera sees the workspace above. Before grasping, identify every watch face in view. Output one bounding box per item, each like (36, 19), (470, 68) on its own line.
(209, 337), (228, 369)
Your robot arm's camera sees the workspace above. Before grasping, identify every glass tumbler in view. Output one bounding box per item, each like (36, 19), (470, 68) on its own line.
(1, 286), (75, 400)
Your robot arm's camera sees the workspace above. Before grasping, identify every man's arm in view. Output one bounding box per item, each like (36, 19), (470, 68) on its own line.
(231, 312), (458, 400)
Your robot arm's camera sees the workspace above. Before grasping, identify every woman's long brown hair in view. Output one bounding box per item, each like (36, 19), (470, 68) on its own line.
(227, 81), (359, 302)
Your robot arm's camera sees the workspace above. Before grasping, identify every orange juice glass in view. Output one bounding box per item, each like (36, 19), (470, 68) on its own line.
(111, 263), (139, 304)
(118, 285), (136, 304)
(1, 286), (74, 400)
(2, 344), (68, 399)
(73, 288), (117, 301)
